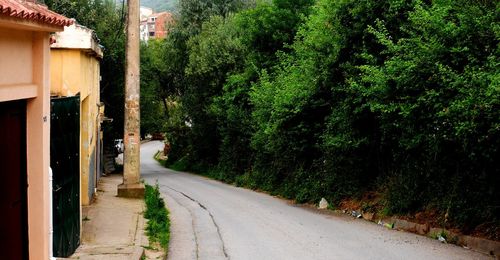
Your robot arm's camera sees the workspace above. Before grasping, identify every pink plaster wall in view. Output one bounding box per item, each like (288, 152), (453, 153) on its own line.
(0, 24), (54, 260)
(25, 31), (51, 260)
(0, 28), (33, 85)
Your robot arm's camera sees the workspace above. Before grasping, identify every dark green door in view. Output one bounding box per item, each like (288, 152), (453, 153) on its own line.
(0, 100), (28, 260)
(51, 97), (80, 257)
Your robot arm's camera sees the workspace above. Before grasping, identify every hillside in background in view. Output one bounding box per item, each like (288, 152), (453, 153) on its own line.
(141, 0), (178, 12)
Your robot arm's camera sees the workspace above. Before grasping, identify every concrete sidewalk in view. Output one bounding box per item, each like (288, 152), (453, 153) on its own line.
(66, 174), (147, 260)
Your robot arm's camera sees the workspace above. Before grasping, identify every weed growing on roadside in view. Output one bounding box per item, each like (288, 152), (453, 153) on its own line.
(144, 183), (170, 250)
(168, 156), (190, 171)
(154, 151), (167, 167)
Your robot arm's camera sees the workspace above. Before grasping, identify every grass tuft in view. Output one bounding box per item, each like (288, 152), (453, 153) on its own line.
(144, 183), (170, 250)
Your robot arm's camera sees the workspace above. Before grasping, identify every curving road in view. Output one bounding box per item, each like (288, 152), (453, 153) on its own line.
(141, 141), (490, 260)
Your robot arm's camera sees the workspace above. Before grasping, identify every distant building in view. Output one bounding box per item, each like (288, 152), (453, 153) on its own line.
(150, 12), (174, 39)
(140, 11), (174, 41)
(140, 6), (153, 20)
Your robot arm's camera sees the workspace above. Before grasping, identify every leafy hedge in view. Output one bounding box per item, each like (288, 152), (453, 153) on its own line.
(154, 0), (499, 237)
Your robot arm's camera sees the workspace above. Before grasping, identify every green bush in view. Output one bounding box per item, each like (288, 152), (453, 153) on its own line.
(160, 0), (499, 236)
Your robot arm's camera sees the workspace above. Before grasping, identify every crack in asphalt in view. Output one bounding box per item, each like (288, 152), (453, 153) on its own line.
(158, 184), (200, 259)
(162, 184), (229, 260)
(206, 211), (229, 259)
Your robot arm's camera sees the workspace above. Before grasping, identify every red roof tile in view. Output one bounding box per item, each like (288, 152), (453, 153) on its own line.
(0, 0), (73, 27)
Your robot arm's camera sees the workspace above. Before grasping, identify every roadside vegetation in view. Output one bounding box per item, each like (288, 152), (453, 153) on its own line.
(144, 0), (499, 241)
(49, 0), (499, 241)
(144, 183), (170, 251)
(154, 151), (168, 168)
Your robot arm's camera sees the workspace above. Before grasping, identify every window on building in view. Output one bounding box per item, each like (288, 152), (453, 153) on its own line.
(149, 32), (155, 37)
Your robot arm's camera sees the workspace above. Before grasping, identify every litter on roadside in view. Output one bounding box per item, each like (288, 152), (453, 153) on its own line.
(318, 198), (329, 209)
(377, 220), (394, 229)
(351, 210), (362, 218)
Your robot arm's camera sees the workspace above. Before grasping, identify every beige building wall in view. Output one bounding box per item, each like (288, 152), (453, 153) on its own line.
(1, 2), (71, 258)
(0, 29), (32, 86)
(0, 25), (61, 260)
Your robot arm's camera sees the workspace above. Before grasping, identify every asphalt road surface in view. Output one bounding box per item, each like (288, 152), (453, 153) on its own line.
(141, 141), (490, 260)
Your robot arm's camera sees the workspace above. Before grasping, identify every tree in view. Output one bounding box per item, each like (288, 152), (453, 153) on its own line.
(356, 0), (499, 227)
(140, 41), (166, 137)
(150, 0), (500, 237)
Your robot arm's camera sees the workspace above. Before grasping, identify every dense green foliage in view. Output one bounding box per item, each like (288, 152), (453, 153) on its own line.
(141, 41), (169, 136)
(149, 0), (499, 237)
(144, 183), (170, 249)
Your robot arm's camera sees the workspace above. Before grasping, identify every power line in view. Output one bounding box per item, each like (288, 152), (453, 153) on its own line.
(109, 0), (126, 49)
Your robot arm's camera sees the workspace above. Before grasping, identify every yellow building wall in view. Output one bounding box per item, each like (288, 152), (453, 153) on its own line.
(81, 96), (90, 205)
(50, 49), (101, 206)
(50, 49), (83, 97)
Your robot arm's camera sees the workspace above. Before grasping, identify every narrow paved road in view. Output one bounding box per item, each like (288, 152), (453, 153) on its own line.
(141, 141), (489, 260)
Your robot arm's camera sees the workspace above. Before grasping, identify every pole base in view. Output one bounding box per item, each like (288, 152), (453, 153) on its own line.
(117, 183), (145, 198)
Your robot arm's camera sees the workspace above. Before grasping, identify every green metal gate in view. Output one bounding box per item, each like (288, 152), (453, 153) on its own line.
(50, 96), (80, 257)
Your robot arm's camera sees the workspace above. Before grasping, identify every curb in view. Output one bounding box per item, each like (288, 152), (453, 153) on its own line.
(338, 209), (500, 258)
(457, 235), (500, 258)
(131, 246), (145, 260)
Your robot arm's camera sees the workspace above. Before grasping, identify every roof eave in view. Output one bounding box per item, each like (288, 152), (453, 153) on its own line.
(0, 14), (66, 32)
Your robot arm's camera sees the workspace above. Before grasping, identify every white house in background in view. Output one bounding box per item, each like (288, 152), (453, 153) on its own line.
(140, 6), (154, 41)
(140, 6), (153, 21)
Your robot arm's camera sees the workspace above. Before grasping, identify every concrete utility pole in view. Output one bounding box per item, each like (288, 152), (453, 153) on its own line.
(118, 0), (144, 198)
